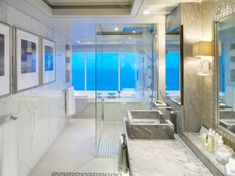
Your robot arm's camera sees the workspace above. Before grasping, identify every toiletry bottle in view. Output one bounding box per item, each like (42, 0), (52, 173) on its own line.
(207, 137), (213, 153)
(216, 135), (224, 151)
(212, 130), (216, 148)
(208, 129), (215, 151)
(214, 133), (219, 150)
(202, 133), (207, 147)
(208, 129), (212, 140)
(218, 136), (223, 146)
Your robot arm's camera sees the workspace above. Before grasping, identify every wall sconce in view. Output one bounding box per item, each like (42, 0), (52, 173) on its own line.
(193, 41), (213, 76)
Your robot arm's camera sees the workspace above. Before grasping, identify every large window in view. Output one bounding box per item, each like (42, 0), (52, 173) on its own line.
(96, 53), (118, 91)
(165, 33), (181, 102)
(166, 52), (180, 91)
(120, 53), (137, 90)
(72, 53), (85, 90)
(72, 52), (138, 91)
(86, 53), (95, 90)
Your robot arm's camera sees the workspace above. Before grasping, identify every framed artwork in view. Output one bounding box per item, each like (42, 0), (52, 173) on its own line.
(13, 28), (40, 92)
(42, 38), (56, 84)
(0, 22), (10, 97)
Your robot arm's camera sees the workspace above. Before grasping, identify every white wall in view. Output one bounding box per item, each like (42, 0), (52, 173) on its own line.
(0, 0), (71, 176)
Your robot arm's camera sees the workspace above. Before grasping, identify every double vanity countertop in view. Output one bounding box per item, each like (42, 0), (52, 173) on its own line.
(123, 121), (213, 176)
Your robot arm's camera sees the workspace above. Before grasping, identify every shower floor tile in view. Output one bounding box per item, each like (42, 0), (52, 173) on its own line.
(30, 119), (121, 176)
(97, 121), (123, 158)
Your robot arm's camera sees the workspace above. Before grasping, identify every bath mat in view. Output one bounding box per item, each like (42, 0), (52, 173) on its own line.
(51, 173), (122, 176)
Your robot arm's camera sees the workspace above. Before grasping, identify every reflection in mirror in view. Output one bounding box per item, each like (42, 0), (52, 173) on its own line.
(166, 33), (181, 105)
(217, 14), (235, 135)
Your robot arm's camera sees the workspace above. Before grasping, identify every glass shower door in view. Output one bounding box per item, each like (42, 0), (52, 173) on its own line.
(95, 26), (103, 151)
(95, 24), (157, 156)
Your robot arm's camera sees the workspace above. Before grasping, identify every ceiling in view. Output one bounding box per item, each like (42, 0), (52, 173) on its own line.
(99, 24), (153, 33)
(43, 0), (132, 6)
(70, 23), (154, 45)
(96, 24), (154, 45)
(36, 0), (203, 44)
(43, 0), (133, 16)
(41, 0), (203, 16)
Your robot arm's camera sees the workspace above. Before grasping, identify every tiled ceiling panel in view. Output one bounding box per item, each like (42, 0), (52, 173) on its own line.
(41, 0), (203, 17)
(44, 0), (132, 6)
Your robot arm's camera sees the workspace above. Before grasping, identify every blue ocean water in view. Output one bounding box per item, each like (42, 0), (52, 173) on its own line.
(72, 52), (181, 91)
(166, 52), (180, 91)
(220, 50), (225, 93)
(72, 52), (137, 91)
(72, 53), (85, 90)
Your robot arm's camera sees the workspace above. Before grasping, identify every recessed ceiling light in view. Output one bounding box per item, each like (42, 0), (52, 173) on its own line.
(115, 27), (119, 31)
(77, 40), (81, 44)
(143, 10), (150, 15)
(132, 30), (136, 33)
(129, 37), (132, 40)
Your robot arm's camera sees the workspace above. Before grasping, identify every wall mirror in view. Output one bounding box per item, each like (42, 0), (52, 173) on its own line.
(165, 26), (183, 105)
(216, 14), (235, 135)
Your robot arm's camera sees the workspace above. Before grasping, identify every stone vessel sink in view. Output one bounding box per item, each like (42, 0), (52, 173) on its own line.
(126, 110), (175, 139)
(153, 100), (167, 108)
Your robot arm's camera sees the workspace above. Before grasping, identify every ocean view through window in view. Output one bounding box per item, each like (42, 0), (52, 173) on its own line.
(72, 52), (139, 91)
(72, 53), (85, 90)
(166, 52), (180, 92)
(96, 53), (118, 91)
(120, 53), (138, 90)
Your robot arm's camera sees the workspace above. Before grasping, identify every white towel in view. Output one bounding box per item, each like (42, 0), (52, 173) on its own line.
(66, 87), (76, 116)
(227, 158), (235, 174)
(226, 164), (235, 176)
(0, 117), (17, 176)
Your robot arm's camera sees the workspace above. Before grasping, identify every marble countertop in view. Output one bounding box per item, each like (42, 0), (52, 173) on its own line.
(124, 122), (213, 176)
(183, 132), (227, 175)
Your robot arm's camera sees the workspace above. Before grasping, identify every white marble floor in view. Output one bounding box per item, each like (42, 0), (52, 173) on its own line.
(30, 119), (119, 176)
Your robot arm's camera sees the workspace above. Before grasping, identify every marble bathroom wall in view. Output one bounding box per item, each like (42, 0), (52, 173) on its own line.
(201, 0), (235, 146)
(157, 22), (166, 101)
(165, 1), (235, 144)
(165, 5), (184, 133)
(166, 3), (202, 133)
(0, 0), (71, 176)
(75, 98), (95, 118)
(181, 3), (202, 132)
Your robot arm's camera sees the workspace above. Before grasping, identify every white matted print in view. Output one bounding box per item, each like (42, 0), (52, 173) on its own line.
(16, 29), (39, 92)
(0, 23), (10, 97)
(42, 39), (56, 84)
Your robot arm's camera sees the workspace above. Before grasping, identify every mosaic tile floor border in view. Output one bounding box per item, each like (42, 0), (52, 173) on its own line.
(51, 172), (122, 176)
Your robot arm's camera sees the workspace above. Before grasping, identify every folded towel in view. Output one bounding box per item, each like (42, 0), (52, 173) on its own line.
(228, 158), (235, 173)
(226, 164), (235, 176)
(66, 87), (76, 116)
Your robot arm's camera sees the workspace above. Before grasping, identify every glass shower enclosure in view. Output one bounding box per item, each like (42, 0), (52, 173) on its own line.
(95, 24), (157, 156)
